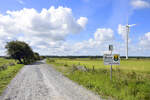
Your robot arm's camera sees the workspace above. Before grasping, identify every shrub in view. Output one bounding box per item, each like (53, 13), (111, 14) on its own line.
(48, 59), (55, 62)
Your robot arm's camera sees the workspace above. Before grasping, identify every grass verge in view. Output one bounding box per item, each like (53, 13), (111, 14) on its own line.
(46, 58), (150, 100)
(0, 59), (24, 95)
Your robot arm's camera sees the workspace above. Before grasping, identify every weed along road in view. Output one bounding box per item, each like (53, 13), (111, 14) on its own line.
(0, 60), (102, 100)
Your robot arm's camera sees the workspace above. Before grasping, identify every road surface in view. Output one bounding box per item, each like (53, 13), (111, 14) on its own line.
(0, 60), (102, 100)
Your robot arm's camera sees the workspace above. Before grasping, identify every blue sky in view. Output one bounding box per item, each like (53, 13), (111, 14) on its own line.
(0, 0), (150, 56)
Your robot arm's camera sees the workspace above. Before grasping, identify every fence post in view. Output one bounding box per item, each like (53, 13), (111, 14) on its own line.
(92, 65), (95, 72)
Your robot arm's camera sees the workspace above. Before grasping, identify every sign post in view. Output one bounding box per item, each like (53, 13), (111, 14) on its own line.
(109, 45), (113, 80)
(103, 45), (120, 80)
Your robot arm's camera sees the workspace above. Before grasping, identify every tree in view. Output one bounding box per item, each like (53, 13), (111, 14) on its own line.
(5, 41), (34, 64)
(34, 52), (40, 60)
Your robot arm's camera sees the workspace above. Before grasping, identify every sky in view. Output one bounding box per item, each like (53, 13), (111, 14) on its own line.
(0, 0), (150, 56)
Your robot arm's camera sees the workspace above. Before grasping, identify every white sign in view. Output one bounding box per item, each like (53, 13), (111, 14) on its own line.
(103, 54), (113, 65)
(103, 54), (120, 65)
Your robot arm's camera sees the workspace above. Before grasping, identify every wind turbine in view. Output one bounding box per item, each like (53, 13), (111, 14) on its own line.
(125, 23), (136, 59)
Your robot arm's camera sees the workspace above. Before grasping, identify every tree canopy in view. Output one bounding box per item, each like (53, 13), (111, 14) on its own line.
(5, 41), (40, 64)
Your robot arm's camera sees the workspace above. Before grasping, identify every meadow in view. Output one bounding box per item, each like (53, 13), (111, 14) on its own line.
(0, 58), (24, 95)
(47, 58), (150, 100)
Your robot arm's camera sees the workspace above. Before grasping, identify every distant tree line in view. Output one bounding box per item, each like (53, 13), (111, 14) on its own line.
(45, 56), (102, 58)
(45, 56), (150, 59)
(5, 41), (44, 64)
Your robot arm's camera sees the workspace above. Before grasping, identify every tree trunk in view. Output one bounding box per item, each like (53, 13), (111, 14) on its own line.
(18, 58), (23, 64)
(23, 58), (26, 64)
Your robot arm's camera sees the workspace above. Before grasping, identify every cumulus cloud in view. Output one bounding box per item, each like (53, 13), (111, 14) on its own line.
(131, 0), (150, 9)
(77, 17), (88, 28)
(118, 24), (127, 40)
(59, 28), (115, 55)
(38, 27), (114, 56)
(139, 32), (150, 49)
(0, 5), (115, 56)
(94, 28), (114, 41)
(0, 6), (88, 55)
(49, 28), (149, 56)
(4, 6), (87, 39)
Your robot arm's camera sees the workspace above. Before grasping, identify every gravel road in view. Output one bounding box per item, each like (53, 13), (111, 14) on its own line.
(0, 60), (102, 100)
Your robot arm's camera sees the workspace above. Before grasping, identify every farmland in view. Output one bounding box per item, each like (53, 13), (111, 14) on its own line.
(47, 58), (150, 100)
(0, 58), (23, 95)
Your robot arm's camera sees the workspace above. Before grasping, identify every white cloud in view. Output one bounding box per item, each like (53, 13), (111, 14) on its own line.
(1, 6), (149, 56)
(57, 28), (115, 55)
(36, 27), (114, 56)
(139, 32), (150, 49)
(77, 17), (88, 28)
(45, 28), (150, 56)
(0, 6), (114, 56)
(94, 28), (114, 41)
(0, 6), (88, 55)
(131, 0), (150, 9)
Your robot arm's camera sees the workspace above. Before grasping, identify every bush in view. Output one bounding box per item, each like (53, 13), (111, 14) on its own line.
(64, 63), (68, 67)
(48, 59), (55, 63)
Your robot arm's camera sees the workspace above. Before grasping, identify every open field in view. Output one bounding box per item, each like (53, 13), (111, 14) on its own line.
(47, 58), (150, 72)
(0, 58), (24, 95)
(47, 58), (150, 100)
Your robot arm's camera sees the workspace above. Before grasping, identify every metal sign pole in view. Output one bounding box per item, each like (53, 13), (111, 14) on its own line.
(103, 45), (120, 81)
(109, 45), (113, 81)
(110, 65), (112, 80)
(110, 50), (112, 80)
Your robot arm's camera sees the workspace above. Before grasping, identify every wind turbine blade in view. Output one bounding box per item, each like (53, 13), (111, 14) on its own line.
(127, 14), (129, 25)
(128, 24), (136, 27)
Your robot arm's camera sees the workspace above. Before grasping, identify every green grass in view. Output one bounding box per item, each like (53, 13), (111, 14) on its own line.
(47, 58), (150, 100)
(0, 58), (15, 66)
(48, 58), (150, 72)
(0, 58), (24, 95)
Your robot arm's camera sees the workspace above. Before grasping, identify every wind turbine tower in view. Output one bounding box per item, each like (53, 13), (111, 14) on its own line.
(125, 24), (136, 59)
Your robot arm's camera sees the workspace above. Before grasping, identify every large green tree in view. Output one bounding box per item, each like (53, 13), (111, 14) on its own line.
(5, 41), (34, 64)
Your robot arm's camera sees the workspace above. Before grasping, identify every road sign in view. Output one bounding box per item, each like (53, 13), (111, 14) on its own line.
(113, 54), (120, 65)
(103, 54), (113, 65)
(103, 54), (120, 65)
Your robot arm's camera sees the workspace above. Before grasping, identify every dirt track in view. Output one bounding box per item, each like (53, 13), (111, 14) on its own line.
(0, 60), (102, 100)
